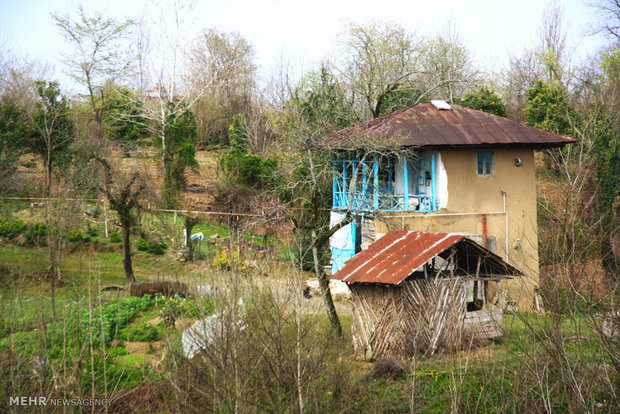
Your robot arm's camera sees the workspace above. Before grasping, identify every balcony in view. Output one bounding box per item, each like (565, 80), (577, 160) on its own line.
(332, 152), (440, 213)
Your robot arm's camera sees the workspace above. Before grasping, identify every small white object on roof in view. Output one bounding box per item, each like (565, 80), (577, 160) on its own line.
(190, 232), (204, 241)
(431, 100), (452, 110)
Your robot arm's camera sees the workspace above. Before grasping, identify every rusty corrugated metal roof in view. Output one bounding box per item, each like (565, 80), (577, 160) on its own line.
(330, 230), (521, 285)
(316, 103), (577, 150)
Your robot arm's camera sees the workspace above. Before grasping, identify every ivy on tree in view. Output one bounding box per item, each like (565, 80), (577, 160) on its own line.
(157, 103), (198, 208)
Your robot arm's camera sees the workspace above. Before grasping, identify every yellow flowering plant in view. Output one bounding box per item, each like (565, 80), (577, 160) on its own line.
(212, 247), (246, 271)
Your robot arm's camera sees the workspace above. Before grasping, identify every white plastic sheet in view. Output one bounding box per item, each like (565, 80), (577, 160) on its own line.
(329, 211), (354, 251)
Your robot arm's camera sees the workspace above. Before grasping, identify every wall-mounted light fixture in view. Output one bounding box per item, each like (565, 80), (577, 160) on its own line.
(513, 238), (521, 249)
(515, 157), (522, 167)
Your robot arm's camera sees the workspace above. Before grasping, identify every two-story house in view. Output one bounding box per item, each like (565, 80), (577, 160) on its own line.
(320, 100), (576, 310)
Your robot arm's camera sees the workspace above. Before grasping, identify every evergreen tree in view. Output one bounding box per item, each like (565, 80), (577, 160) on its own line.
(524, 80), (573, 135)
(0, 97), (32, 190)
(457, 88), (508, 117)
(31, 81), (73, 196)
(103, 86), (150, 155)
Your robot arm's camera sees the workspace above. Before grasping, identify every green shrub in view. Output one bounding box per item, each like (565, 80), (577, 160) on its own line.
(219, 148), (278, 188)
(137, 237), (167, 255)
(0, 219), (25, 239)
(25, 222), (47, 244)
(118, 322), (161, 342)
(108, 346), (130, 357)
(158, 297), (212, 328)
(136, 237), (148, 250)
(0, 219), (47, 245)
(109, 231), (122, 243)
(68, 229), (92, 244)
(69, 229), (82, 242)
(87, 225), (99, 237)
(82, 295), (156, 344)
(149, 241), (167, 255)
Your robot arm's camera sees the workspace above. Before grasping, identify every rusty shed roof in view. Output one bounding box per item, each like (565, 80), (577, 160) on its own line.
(330, 230), (522, 285)
(316, 103), (577, 150)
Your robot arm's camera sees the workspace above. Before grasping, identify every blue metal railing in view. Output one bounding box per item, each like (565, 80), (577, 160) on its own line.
(333, 189), (437, 212)
(332, 153), (439, 213)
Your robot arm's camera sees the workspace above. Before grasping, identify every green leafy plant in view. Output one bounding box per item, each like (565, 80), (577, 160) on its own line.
(82, 295), (156, 344)
(158, 297), (211, 328)
(109, 230), (122, 242)
(87, 225), (99, 237)
(456, 88), (507, 117)
(0, 219), (25, 239)
(219, 147), (278, 188)
(118, 322), (161, 342)
(136, 237), (168, 255)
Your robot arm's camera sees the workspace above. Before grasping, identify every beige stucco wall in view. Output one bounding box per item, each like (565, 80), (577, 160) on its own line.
(375, 148), (539, 311)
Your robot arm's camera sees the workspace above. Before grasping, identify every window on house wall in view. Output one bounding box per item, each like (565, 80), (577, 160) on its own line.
(476, 152), (494, 176)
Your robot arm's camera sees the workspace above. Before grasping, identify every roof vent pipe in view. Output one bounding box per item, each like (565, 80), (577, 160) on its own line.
(431, 100), (452, 110)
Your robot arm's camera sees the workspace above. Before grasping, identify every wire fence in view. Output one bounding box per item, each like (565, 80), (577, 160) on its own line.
(0, 196), (330, 216)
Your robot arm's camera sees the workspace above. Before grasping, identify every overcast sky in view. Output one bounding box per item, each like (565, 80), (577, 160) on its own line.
(0, 0), (610, 93)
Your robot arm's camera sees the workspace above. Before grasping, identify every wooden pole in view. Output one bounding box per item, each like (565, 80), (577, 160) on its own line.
(103, 201), (108, 238)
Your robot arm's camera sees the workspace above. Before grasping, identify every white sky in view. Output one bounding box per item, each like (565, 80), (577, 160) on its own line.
(0, 0), (610, 94)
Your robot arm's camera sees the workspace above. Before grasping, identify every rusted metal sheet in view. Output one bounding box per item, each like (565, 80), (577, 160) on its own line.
(330, 230), (521, 285)
(316, 103), (577, 150)
(331, 231), (462, 285)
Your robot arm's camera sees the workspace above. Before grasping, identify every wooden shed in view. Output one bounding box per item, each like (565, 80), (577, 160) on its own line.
(330, 230), (522, 360)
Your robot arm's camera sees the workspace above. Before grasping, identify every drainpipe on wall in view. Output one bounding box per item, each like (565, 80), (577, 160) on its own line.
(373, 155), (379, 210)
(342, 152), (347, 208)
(403, 157), (409, 211)
(332, 155), (337, 208)
(482, 215), (487, 249)
(431, 154), (436, 211)
(502, 191), (508, 262)
(351, 154), (357, 209)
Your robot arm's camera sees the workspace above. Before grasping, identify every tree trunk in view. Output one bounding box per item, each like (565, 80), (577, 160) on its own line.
(50, 270), (56, 321)
(119, 209), (135, 284)
(45, 157), (52, 198)
(183, 215), (200, 261)
(311, 229), (342, 337)
(601, 214), (619, 281)
(45, 191), (56, 320)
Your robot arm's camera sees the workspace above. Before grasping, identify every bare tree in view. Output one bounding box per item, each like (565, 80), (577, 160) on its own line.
(92, 152), (152, 284)
(419, 25), (478, 103)
(0, 46), (49, 111)
(128, 1), (215, 208)
(337, 22), (424, 119)
(336, 21), (477, 119)
(53, 5), (135, 139)
(591, 0), (620, 41)
(263, 54), (294, 111)
(538, 1), (570, 85)
(187, 28), (257, 146)
(502, 2), (573, 119)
